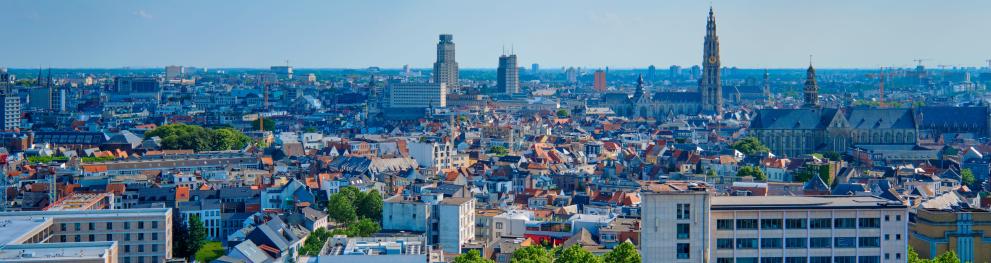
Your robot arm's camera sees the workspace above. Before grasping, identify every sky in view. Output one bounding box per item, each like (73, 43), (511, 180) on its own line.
(1, 0), (989, 69)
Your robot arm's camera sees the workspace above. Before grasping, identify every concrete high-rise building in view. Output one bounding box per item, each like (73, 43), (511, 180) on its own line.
(531, 63), (539, 73)
(699, 7), (723, 114)
(0, 91), (19, 131)
(164, 65), (184, 80)
(641, 182), (907, 263)
(647, 65), (657, 83)
(565, 67), (578, 83)
(386, 82), (447, 109)
(670, 65), (683, 80)
(497, 54), (520, 94)
(270, 66), (293, 79)
(593, 70), (607, 92)
(432, 34), (459, 89)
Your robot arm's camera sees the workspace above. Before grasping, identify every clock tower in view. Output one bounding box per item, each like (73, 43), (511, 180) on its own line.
(699, 7), (723, 115)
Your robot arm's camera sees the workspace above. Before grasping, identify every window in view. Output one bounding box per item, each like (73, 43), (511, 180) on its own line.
(809, 257), (830, 263)
(124, 245), (130, 253)
(677, 243), (690, 259)
(677, 204), (691, 219)
(107, 234), (112, 241)
(833, 256), (855, 263)
(60, 235), (66, 242)
(809, 237), (831, 248)
(884, 234), (890, 240)
(737, 258), (758, 263)
(834, 237), (856, 248)
(60, 223), (66, 232)
(717, 219), (734, 230)
(677, 224), (690, 239)
(74, 223), (80, 231)
(74, 235), (80, 242)
(138, 233), (144, 240)
(859, 256), (880, 263)
(896, 234), (902, 240)
(896, 215), (902, 221)
(785, 238), (806, 248)
(761, 238), (782, 249)
(884, 215), (890, 221)
(761, 258), (783, 263)
(124, 222), (130, 229)
(106, 222), (113, 230)
(736, 219), (758, 230)
(858, 237), (880, 248)
(809, 218), (831, 229)
(717, 258), (734, 263)
(125, 234), (131, 241)
(897, 253), (902, 260)
(785, 257), (807, 263)
(834, 218), (856, 229)
(88, 223), (95, 230)
(152, 245), (158, 252)
(152, 221), (158, 229)
(736, 238), (758, 249)
(152, 233), (158, 240)
(138, 245), (144, 253)
(785, 218), (807, 229)
(138, 222), (144, 229)
(495, 222), (503, 229)
(859, 218), (880, 228)
(88, 234), (95, 241)
(717, 238), (734, 249)
(761, 219), (782, 229)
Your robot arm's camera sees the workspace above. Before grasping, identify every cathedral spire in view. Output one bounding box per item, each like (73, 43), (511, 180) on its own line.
(633, 74), (650, 102)
(804, 60), (820, 108)
(699, 6), (723, 115)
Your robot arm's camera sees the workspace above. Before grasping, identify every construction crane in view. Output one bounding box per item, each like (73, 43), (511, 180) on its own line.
(865, 68), (897, 108)
(912, 58), (930, 68)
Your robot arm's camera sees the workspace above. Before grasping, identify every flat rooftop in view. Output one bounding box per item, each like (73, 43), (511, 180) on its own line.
(0, 241), (116, 262)
(0, 208), (170, 219)
(711, 196), (906, 210)
(0, 217), (52, 245)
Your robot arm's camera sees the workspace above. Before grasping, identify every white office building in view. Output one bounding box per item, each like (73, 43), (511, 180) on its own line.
(387, 82), (447, 109)
(382, 194), (475, 253)
(641, 182), (908, 263)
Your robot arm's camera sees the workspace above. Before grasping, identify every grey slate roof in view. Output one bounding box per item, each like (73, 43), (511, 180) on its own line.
(845, 108), (916, 129)
(751, 108), (839, 130)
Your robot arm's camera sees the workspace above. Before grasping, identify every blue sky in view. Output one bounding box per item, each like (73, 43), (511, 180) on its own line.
(1, 0), (988, 69)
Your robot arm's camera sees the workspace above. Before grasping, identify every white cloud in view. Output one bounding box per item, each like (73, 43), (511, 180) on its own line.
(133, 10), (153, 19)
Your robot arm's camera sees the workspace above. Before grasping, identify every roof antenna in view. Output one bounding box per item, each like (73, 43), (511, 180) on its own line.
(809, 54), (813, 66)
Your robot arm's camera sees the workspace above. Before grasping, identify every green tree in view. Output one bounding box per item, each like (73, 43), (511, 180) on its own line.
(553, 245), (601, 263)
(351, 218), (381, 237)
(602, 241), (640, 263)
(252, 118), (276, 131)
(186, 214), (208, 261)
(961, 168), (976, 187)
(338, 186), (362, 204)
(932, 250), (961, 263)
(736, 165), (768, 181)
(556, 109), (570, 118)
(489, 146), (509, 156)
(212, 128), (251, 150)
(511, 246), (553, 263)
(453, 250), (494, 263)
(356, 189), (383, 221)
(793, 164), (832, 185)
(327, 194), (358, 224)
(172, 215), (191, 259)
(731, 137), (770, 156)
(822, 151), (842, 162)
(145, 124), (251, 151)
(300, 228), (332, 256)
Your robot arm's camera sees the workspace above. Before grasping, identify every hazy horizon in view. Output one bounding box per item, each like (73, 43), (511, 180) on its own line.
(2, 0), (990, 69)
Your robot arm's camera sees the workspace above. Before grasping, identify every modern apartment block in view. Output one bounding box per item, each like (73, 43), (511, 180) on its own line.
(909, 196), (991, 263)
(642, 182), (908, 263)
(386, 82), (447, 109)
(383, 193), (475, 254)
(0, 208), (173, 263)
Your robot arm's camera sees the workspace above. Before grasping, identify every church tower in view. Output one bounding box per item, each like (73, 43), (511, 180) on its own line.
(633, 74), (650, 102)
(804, 63), (820, 108)
(699, 7), (723, 115)
(763, 69), (772, 106)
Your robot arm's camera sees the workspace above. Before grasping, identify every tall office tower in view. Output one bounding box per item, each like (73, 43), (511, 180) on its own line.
(433, 34), (459, 89)
(403, 64), (411, 79)
(565, 67), (578, 83)
(165, 65), (184, 80)
(647, 65), (657, 83)
(593, 70), (606, 92)
(497, 54), (520, 94)
(670, 65), (682, 80)
(699, 7), (723, 115)
(531, 63), (539, 73)
(804, 63), (820, 108)
(0, 69), (19, 131)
